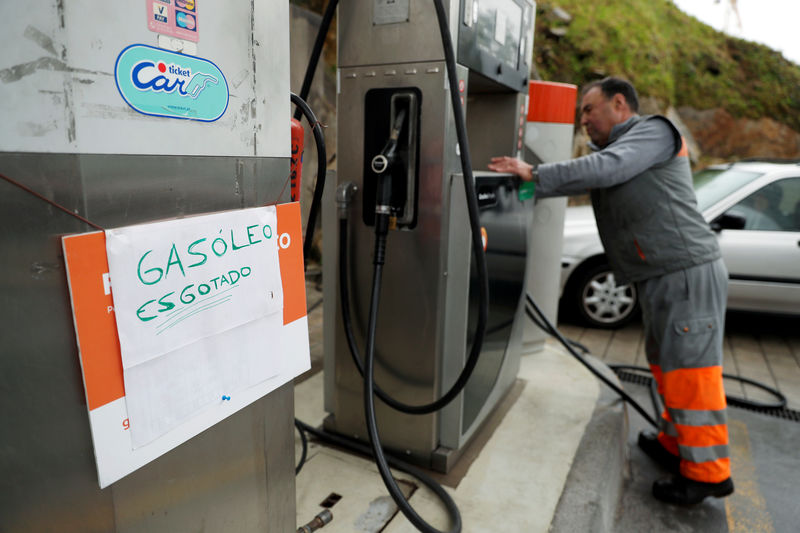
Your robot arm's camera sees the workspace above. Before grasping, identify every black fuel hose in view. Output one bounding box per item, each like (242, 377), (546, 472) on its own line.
(363, 220), (460, 533)
(293, 0), (338, 122)
(290, 92), (327, 269)
(720, 374), (786, 410)
(608, 364), (787, 411)
(294, 419), (461, 531)
(291, 0), (338, 268)
(294, 419), (308, 475)
(525, 294), (660, 428)
(337, 217), (437, 404)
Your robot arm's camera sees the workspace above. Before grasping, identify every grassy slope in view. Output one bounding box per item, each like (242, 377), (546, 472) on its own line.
(535, 0), (800, 132)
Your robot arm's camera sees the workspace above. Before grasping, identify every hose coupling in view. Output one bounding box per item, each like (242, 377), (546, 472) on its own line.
(297, 509), (333, 533)
(336, 181), (358, 220)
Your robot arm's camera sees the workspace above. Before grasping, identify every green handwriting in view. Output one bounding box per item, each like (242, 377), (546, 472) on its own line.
(136, 222), (272, 286)
(136, 265), (252, 322)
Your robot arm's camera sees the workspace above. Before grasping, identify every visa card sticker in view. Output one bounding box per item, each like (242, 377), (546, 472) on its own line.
(147, 0), (199, 42)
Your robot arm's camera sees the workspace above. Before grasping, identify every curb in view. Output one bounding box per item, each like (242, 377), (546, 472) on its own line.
(548, 355), (629, 533)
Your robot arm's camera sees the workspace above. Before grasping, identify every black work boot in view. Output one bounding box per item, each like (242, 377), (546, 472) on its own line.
(637, 431), (680, 474)
(653, 475), (734, 505)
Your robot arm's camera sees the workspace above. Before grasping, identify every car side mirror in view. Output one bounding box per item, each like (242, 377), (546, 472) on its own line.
(711, 213), (746, 232)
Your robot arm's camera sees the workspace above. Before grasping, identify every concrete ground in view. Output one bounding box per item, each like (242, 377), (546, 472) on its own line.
(295, 279), (800, 532)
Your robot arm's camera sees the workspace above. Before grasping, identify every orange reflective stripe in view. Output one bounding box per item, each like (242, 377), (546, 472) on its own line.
(676, 423), (729, 448)
(662, 366), (727, 411)
(681, 457), (731, 484)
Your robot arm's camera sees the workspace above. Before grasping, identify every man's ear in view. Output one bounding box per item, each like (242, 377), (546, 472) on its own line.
(612, 93), (628, 112)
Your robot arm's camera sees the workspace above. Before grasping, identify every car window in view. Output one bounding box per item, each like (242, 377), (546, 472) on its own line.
(725, 177), (800, 232)
(694, 168), (763, 212)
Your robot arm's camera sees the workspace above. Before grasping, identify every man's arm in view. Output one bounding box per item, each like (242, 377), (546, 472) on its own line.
(536, 118), (677, 196)
(488, 118), (679, 197)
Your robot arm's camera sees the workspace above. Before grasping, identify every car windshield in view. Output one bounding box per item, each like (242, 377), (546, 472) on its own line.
(693, 167), (763, 212)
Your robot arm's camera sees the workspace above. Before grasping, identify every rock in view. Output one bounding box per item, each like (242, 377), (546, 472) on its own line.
(551, 7), (573, 23)
(637, 96), (663, 115)
(667, 107), (702, 165)
(677, 107), (800, 160)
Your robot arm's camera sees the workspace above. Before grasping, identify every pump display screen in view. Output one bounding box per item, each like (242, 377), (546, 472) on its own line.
(458, 0), (532, 91)
(475, 0), (523, 68)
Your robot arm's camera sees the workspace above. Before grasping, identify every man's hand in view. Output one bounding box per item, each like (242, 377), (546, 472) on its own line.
(488, 156), (537, 182)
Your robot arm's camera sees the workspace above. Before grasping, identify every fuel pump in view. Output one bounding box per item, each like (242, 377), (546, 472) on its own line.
(322, 0), (538, 474)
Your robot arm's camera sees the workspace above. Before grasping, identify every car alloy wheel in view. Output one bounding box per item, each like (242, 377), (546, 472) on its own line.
(576, 263), (638, 328)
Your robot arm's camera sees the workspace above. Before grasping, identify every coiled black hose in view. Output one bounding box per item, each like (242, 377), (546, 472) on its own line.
(524, 293), (787, 425)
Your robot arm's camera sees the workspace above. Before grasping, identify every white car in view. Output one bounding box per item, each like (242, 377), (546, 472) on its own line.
(559, 160), (800, 328)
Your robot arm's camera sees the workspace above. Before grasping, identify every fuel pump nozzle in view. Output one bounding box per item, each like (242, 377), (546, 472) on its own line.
(371, 108), (407, 247)
(370, 107), (408, 265)
(361, 90), (419, 229)
(370, 108), (407, 177)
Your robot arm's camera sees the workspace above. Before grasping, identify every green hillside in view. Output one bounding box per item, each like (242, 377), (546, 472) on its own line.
(535, 0), (800, 132)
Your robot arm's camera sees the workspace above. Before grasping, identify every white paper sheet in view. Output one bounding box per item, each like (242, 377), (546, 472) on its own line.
(106, 207), (283, 368)
(123, 314), (283, 448)
(104, 206), (286, 447)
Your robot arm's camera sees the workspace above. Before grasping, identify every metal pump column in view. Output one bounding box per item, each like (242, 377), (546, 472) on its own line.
(323, 0), (538, 472)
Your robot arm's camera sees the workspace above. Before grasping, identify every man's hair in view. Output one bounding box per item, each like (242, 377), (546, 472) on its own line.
(583, 77), (639, 113)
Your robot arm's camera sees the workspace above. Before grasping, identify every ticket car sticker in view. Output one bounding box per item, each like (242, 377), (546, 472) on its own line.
(115, 44), (228, 122)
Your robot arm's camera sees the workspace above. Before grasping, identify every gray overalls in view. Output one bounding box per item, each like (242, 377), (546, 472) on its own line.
(538, 115), (731, 483)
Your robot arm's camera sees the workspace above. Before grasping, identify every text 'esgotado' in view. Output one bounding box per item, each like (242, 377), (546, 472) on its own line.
(134, 223), (274, 323)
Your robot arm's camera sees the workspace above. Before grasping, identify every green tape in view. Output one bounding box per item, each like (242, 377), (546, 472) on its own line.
(518, 181), (536, 201)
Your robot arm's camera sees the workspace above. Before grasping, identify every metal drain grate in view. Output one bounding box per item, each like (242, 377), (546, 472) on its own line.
(612, 369), (800, 423)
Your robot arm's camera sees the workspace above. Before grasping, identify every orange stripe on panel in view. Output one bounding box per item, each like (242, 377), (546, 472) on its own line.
(276, 202), (307, 325)
(527, 81), (578, 124)
(676, 423), (729, 448)
(662, 366), (727, 411)
(682, 457), (731, 484)
(677, 137), (689, 157)
(62, 232), (126, 411)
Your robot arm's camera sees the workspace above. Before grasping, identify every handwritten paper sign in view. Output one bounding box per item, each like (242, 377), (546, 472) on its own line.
(106, 207), (283, 369)
(104, 206), (286, 447)
(63, 203), (310, 486)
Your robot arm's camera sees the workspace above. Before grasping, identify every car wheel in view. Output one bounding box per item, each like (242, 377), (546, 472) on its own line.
(570, 262), (639, 329)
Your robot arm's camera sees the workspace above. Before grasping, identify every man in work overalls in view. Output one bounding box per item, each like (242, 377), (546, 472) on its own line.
(489, 77), (733, 505)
